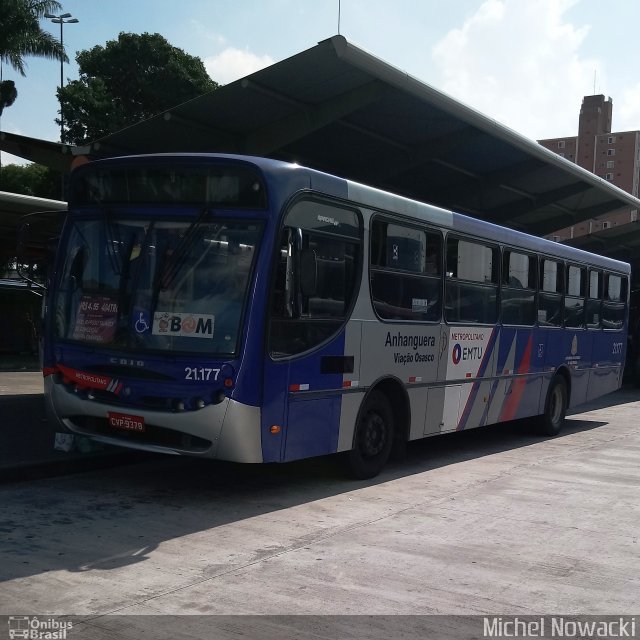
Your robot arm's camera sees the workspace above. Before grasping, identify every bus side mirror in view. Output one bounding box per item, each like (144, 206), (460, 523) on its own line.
(300, 249), (317, 297)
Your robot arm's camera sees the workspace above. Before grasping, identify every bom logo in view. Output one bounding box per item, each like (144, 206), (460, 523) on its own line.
(152, 312), (214, 339)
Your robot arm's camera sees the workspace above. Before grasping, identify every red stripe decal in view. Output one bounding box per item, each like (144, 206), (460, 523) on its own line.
(499, 335), (533, 422)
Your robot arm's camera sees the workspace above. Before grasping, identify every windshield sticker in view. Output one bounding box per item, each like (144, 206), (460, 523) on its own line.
(152, 312), (214, 339)
(134, 310), (151, 334)
(72, 295), (118, 343)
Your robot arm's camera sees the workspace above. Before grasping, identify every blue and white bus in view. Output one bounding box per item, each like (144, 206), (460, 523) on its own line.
(43, 154), (630, 478)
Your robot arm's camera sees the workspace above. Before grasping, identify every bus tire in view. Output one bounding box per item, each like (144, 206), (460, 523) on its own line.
(634, 358), (640, 389)
(537, 374), (567, 436)
(346, 390), (394, 479)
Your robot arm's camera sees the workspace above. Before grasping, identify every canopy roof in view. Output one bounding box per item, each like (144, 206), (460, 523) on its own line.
(2, 35), (639, 241)
(566, 224), (640, 266)
(87, 35), (640, 237)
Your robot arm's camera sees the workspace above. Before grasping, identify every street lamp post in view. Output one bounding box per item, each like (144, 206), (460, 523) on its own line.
(44, 12), (79, 143)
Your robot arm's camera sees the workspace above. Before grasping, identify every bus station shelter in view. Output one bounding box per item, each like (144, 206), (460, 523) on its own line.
(2, 34), (640, 248)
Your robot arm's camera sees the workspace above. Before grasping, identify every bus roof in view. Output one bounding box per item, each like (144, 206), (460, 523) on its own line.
(345, 178), (630, 273)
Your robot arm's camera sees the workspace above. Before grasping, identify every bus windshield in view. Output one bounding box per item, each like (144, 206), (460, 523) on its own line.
(53, 216), (262, 356)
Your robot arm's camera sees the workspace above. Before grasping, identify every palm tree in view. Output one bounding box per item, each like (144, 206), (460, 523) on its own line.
(0, 0), (67, 77)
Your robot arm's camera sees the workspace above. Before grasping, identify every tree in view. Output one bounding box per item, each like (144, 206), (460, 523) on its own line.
(59, 32), (217, 145)
(0, 1), (67, 101)
(0, 79), (17, 115)
(0, 162), (61, 199)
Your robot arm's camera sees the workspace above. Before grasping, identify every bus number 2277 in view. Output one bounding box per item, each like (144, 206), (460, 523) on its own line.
(184, 367), (220, 381)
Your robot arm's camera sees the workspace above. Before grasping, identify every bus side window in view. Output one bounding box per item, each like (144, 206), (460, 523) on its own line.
(565, 264), (586, 329)
(602, 273), (627, 330)
(501, 250), (536, 326)
(369, 219), (442, 322)
(538, 259), (564, 327)
(586, 270), (602, 328)
(445, 237), (498, 324)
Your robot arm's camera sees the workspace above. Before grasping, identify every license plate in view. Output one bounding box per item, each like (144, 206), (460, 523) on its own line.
(108, 411), (145, 433)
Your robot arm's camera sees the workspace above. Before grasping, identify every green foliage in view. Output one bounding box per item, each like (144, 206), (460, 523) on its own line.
(0, 80), (18, 115)
(0, 0), (67, 75)
(59, 32), (217, 145)
(0, 162), (62, 199)
(0, 0), (67, 115)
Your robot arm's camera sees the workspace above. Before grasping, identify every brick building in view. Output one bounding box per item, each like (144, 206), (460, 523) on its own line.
(538, 95), (640, 241)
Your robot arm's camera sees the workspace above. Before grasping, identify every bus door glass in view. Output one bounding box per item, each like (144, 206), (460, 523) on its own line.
(264, 199), (362, 462)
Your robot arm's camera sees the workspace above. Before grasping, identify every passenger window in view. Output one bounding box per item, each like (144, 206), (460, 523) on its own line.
(445, 237), (498, 324)
(565, 265), (585, 328)
(586, 270), (602, 328)
(602, 273), (627, 330)
(501, 251), (536, 325)
(538, 259), (564, 327)
(269, 200), (361, 357)
(370, 219), (442, 322)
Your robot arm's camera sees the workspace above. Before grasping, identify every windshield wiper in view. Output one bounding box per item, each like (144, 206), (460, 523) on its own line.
(149, 208), (214, 318)
(103, 208), (124, 276)
(155, 208), (211, 291)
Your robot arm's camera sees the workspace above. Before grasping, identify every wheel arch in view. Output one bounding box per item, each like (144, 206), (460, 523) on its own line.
(554, 365), (572, 406)
(354, 376), (411, 447)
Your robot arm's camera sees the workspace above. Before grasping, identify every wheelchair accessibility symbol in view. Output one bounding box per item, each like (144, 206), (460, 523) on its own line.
(135, 311), (150, 334)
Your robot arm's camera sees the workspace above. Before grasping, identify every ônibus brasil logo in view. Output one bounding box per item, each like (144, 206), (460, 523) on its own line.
(8, 616), (73, 639)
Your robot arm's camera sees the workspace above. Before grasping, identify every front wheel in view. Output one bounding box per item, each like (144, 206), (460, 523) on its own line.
(345, 390), (394, 479)
(536, 374), (567, 436)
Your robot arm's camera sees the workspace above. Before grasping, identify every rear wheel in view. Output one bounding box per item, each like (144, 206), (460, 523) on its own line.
(345, 390), (394, 479)
(633, 358), (640, 389)
(537, 374), (567, 436)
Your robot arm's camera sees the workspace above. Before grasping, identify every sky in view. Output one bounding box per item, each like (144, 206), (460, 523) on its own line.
(2, 0), (640, 166)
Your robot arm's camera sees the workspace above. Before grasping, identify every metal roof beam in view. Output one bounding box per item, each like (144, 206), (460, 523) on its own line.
(161, 112), (239, 149)
(485, 182), (592, 222)
(337, 119), (411, 153)
(480, 158), (545, 188)
(526, 213), (578, 236)
(0, 132), (70, 171)
(429, 159), (546, 212)
(570, 200), (628, 220)
(368, 126), (485, 182)
(240, 80), (386, 154)
(526, 199), (626, 236)
(529, 199), (628, 236)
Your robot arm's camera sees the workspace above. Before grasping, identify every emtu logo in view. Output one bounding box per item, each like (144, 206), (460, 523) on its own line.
(452, 343), (462, 365)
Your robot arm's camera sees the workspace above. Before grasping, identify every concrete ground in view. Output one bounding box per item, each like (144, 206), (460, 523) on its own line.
(0, 385), (638, 637)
